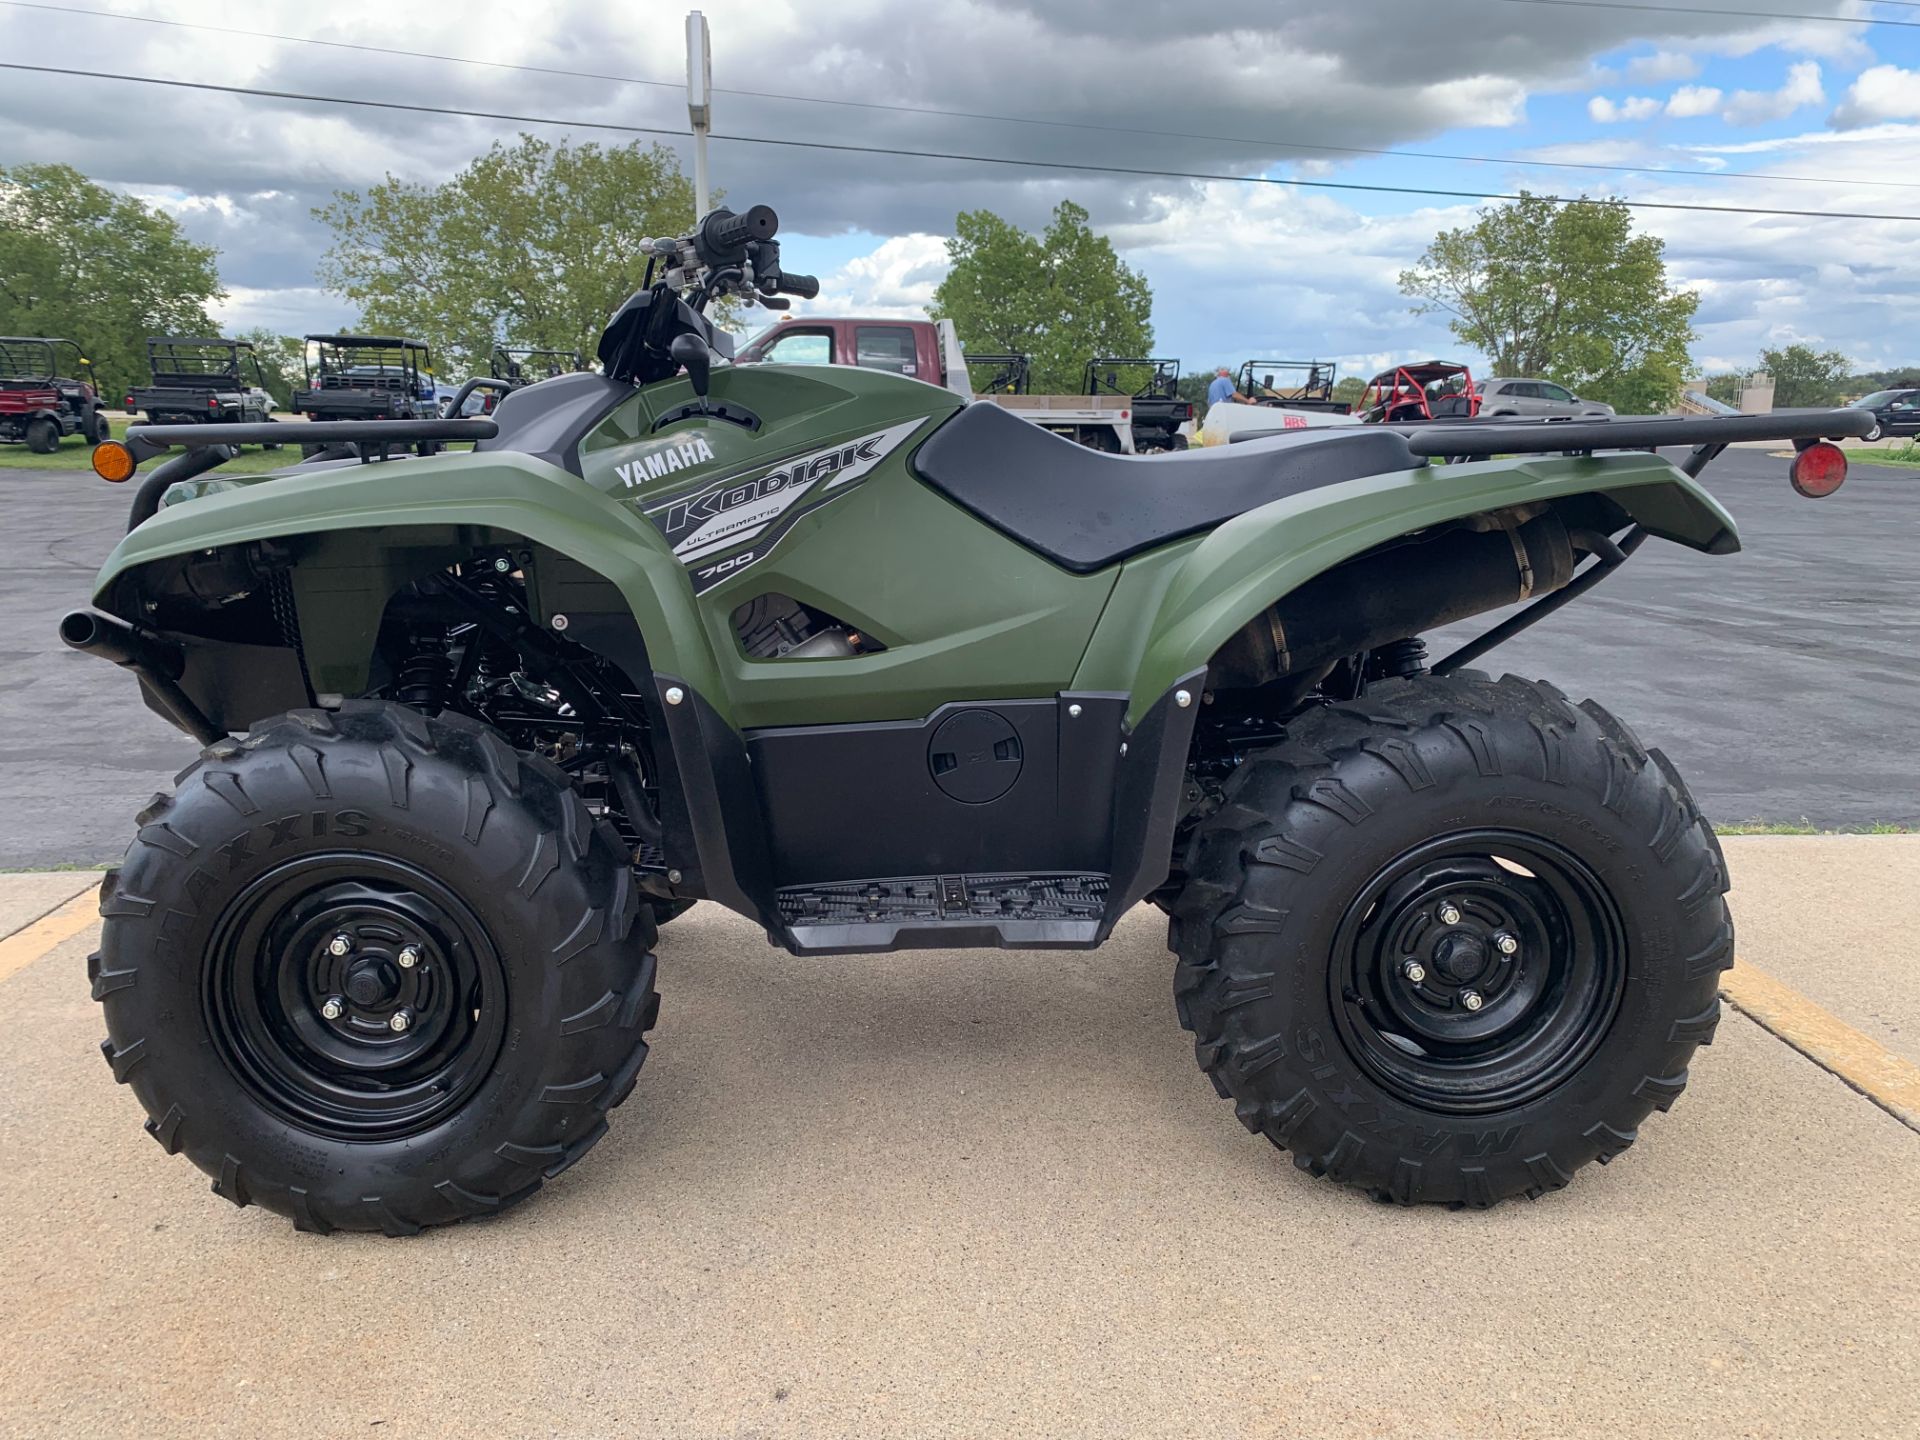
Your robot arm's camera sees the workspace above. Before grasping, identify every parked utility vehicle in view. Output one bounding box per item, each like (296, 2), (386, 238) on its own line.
(70, 203), (1869, 1234)
(1236, 359), (1350, 415)
(127, 337), (277, 432)
(1086, 358), (1193, 451)
(0, 336), (107, 451)
(293, 335), (437, 423)
(1360, 360), (1481, 423)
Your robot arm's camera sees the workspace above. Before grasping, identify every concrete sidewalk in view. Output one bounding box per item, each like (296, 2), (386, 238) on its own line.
(1, 842), (1916, 1439)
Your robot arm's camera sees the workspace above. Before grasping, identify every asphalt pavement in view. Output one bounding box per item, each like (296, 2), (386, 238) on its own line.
(7, 447), (1916, 868)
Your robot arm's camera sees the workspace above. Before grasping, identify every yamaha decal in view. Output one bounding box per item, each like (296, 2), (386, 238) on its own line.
(639, 417), (924, 591)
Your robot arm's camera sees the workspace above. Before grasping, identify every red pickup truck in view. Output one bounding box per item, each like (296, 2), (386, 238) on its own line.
(736, 315), (1136, 452)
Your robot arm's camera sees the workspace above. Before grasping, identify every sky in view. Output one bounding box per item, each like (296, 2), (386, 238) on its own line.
(2, 0), (1917, 382)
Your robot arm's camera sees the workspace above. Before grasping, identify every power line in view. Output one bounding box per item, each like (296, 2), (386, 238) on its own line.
(2, 0), (1910, 193)
(1480, 0), (1920, 28)
(7, 63), (1918, 224)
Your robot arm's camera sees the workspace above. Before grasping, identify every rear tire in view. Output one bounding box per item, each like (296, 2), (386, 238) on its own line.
(90, 701), (659, 1234)
(1865, 421), (1883, 443)
(25, 417), (58, 453)
(1168, 672), (1730, 1207)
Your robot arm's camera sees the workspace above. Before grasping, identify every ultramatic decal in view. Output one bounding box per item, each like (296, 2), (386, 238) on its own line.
(641, 417), (924, 590)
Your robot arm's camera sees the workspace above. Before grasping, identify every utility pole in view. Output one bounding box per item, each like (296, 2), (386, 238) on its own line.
(686, 10), (712, 218)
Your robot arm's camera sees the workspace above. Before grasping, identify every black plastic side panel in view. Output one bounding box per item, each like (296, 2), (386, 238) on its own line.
(1100, 668), (1207, 937)
(472, 372), (632, 476)
(649, 674), (777, 928)
(747, 694), (1128, 886)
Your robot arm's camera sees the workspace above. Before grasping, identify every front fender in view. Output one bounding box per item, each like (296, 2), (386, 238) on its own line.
(91, 450), (720, 699)
(1101, 451), (1738, 722)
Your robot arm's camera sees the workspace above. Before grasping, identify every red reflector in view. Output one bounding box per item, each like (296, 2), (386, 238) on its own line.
(1789, 441), (1847, 498)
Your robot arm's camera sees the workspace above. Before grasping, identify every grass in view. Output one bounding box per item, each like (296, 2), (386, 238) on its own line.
(1714, 821), (1914, 836)
(0, 418), (295, 475)
(1850, 442), (1920, 471)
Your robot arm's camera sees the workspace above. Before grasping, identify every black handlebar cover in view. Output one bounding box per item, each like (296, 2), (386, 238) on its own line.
(778, 271), (820, 300)
(698, 205), (778, 263)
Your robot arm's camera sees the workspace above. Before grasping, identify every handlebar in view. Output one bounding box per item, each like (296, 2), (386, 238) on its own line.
(776, 270), (820, 300)
(696, 204), (778, 264)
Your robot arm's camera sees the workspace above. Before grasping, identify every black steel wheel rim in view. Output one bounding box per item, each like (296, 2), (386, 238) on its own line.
(204, 853), (509, 1140)
(1329, 830), (1627, 1115)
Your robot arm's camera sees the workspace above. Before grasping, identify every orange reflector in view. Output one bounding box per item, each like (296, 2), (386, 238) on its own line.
(91, 441), (136, 483)
(1789, 441), (1847, 498)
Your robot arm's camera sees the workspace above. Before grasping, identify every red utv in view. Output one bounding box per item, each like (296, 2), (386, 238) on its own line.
(0, 337), (109, 452)
(1359, 360), (1481, 424)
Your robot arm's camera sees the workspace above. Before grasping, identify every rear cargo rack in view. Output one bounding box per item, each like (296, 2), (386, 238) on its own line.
(1228, 407), (1871, 460)
(1385, 407), (1872, 458)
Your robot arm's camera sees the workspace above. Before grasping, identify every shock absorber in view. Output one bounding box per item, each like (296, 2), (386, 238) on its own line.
(396, 638), (454, 714)
(1368, 637), (1430, 680)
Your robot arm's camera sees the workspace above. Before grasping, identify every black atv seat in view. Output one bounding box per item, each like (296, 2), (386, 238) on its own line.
(912, 401), (1423, 574)
(474, 371), (632, 475)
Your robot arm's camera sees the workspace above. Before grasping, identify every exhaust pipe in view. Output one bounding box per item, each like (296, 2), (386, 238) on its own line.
(60, 610), (224, 746)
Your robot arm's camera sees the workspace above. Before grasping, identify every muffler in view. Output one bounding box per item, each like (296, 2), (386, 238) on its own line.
(60, 610), (224, 746)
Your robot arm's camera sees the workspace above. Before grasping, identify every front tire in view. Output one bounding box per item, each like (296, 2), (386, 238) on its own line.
(1169, 672), (1729, 1207)
(90, 701), (659, 1234)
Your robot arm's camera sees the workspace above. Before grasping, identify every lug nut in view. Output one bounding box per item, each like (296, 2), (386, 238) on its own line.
(327, 933), (353, 957)
(321, 996), (345, 1020)
(397, 945), (421, 969)
(1461, 990), (1485, 1012)
(388, 1009), (413, 1033)
(1401, 959), (1427, 984)
(1495, 933), (1519, 957)
(1438, 903), (1462, 926)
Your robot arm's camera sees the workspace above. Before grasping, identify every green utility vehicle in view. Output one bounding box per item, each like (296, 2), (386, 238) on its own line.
(67, 204), (1868, 1234)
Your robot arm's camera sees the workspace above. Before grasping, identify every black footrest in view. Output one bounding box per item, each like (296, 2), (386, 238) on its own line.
(778, 872), (1109, 954)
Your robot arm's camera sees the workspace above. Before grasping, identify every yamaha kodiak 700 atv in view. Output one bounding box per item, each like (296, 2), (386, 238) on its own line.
(67, 203), (1869, 1233)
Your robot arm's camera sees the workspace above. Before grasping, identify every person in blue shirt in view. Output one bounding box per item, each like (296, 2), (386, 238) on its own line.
(1206, 366), (1244, 410)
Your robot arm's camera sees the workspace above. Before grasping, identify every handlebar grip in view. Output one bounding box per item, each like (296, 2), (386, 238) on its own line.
(779, 271), (820, 300)
(701, 204), (778, 257)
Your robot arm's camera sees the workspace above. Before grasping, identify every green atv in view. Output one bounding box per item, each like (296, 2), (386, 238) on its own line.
(66, 204), (1869, 1233)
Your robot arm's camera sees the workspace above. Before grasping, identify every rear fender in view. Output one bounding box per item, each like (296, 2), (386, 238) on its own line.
(89, 451), (714, 711)
(1093, 452), (1737, 721)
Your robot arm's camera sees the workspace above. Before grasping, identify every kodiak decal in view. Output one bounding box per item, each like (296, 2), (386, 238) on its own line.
(641, 417), (924, 587)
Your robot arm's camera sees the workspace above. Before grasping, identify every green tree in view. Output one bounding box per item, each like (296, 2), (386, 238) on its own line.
(1332, 375), (1368, 407)
(0, 163), (223, 396)
(1398, 192), (1698, 413)
(315, 136), (698, 381)
(1760, 344), (1851, 409)
(235, 327), (304, 407)
(931, 201), (1152, 395)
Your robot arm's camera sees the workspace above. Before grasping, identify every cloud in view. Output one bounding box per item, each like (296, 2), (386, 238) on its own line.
(810, 234), (951, 318)
(1588, 95), (1662, 123)
(1721, 61), (1824, 126)
(0, 0), (1907, 378)
(1665, 86), (1724, 119)
(1831, 65), (1920, 128)
(1628, 50), (1700, 83)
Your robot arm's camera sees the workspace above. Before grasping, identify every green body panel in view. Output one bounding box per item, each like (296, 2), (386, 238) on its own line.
(1088, 452), (1736, 723)
(92, 357), (1738, 730)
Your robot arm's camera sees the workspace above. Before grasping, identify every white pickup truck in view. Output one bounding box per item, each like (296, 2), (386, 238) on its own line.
(734, 315), (1135, 452)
